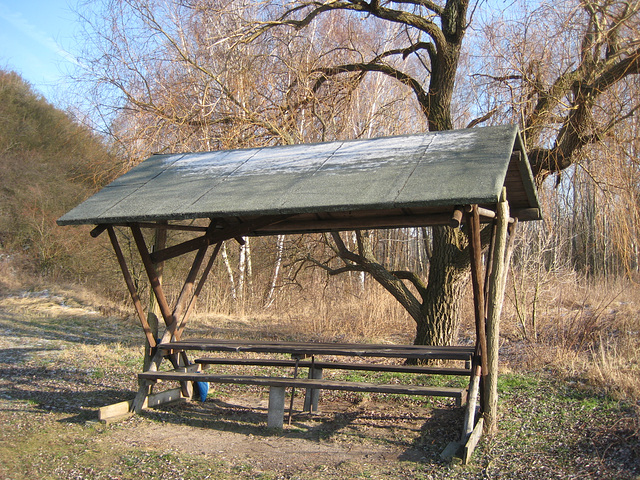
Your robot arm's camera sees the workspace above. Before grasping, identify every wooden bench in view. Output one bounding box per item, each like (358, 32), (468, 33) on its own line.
(194, 356), (471, 412)
(139, 370), (468, 428)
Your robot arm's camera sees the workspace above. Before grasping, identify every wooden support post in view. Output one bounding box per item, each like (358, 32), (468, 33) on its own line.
(131, 228), (222, 407)
(505, 219), (519, 280)
(461, 366), (480, 440)
(144, 225), (166, 373)
(484, 221), (497, 320)
(466, 205), (489, 412)
(155, 242), (209, 345)
(130, 225), (177, 334)
(484, 188), (510, 433)
(130, 224), (182, 411)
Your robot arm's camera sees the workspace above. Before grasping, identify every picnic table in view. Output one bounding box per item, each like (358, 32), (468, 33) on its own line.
(139, 338), (477, 428)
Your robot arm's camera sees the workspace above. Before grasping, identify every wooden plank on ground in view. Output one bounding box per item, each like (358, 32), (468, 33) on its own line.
(98, 400), (133, 423)
(463, 417), (484, 464)
(147, 387), (188, 408)
(98, 387), (188, 423)
(440, 441), (462, 461)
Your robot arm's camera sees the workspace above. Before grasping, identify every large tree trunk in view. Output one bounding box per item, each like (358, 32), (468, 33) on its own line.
(414, 226), (471, 346)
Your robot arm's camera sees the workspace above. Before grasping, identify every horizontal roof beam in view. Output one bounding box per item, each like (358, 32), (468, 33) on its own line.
(149, 215), (290, 263)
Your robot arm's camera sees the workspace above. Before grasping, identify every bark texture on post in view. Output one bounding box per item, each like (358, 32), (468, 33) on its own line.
(144, 226), (166, 373)
(484, 189), (510, 433)
(466, 205), (488, 414)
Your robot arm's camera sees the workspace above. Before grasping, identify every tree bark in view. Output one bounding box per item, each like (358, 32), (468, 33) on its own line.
(485, 190), (510, 433)
(415, 226), (471, 346)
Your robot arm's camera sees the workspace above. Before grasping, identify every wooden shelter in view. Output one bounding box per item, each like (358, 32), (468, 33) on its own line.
(58, 124), (540, 461)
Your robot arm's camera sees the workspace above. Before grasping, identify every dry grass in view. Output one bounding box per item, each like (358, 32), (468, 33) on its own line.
(1, 266), (638, 479)
(1, 278), (638, 479)
(194, 275), (417, 344)
(8, 242), (636, 403)
(501, 270), (640, 401)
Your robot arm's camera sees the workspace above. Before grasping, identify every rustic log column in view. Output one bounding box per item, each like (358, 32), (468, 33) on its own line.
(465, 205), (488, 411)
(144, 224), (166, 373)
(484, 188), (510, 434)
(130, 225), (177, 334)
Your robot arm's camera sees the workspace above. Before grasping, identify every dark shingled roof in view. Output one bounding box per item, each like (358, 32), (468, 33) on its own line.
(58, 125), (540, 229)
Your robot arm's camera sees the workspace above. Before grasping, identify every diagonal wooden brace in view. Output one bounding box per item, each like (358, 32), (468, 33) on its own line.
(107, 226), (157, 348)
(149, 215), (289, 264)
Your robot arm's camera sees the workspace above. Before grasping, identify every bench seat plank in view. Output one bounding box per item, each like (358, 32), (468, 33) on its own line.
(139, 371), (466, 399)
(159, 339), (474, 361)
(194, 357), (471, 376)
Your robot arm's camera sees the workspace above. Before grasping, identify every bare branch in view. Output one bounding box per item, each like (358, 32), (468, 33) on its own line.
(594, 47), (640, 92)
(329, 231), (424, 320)
(383, 0), (444, 16)
(377, 42), (434, 62)
(311, 62), (431, 116)
(466, 106), (498, 129)
(309, 259), (366, 276)
(392, 270), (428, 297)
(243, 0), (447, 51)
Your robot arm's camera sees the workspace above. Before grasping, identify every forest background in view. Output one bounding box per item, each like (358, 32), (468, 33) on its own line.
(0, 0), (639, 407)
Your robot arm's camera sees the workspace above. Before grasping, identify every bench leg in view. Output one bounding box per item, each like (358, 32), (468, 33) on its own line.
(304, 367), (323, 413)
(267, 386), (286, 428)
(461, 373), (480, 440)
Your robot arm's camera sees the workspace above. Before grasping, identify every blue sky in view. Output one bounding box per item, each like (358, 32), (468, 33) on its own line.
(0, 0), (80, 103)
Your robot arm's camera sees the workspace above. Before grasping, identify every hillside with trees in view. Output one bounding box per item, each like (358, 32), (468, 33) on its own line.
(0, 71), (117, 285)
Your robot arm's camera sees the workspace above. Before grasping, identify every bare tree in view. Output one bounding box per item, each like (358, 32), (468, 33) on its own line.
(77, 0), (640, 347)
(477, 0), (640, 178)
(236, 0), (485, 346)
(74, 0), (488, 346)
(475, 0), (640, 279)
(73, 0), (428, 313)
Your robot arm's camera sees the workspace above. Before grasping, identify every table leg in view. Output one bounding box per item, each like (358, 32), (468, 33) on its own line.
(268, 386), (286, 428)
(287, 357), (300, 425)
(304, 367), (323, 413)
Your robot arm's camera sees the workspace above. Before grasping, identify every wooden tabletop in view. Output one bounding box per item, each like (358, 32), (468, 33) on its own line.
(159, 339), (475, 361)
